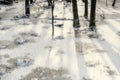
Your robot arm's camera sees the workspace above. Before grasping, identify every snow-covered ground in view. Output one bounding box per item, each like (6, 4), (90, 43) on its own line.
(0, 0), (120, 80)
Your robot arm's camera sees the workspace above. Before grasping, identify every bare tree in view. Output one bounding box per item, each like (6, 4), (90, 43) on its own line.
(106, 0), (108, 7)
(30, 0), (33, 4)
(47, 0), (52, 6)
(82, 0), (85, 3)
(51, 1), (54, 39)
(49, 0), (55, 39)
(25, 0), (30, 17)
(112, 0), (116, 7)
(89, 0), (97, 31)
(84, 0), (88, 19)
(72, 0), (80, 28)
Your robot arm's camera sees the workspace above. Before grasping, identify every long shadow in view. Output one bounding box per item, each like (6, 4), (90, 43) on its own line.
(90, 38), (119, 80)
(74, 29), (90, 79)
(103, 20), (120, 52)
(92, 38), (120, 73)
(37, 17), (73, 21)
(44, 46), (52, 67)
(104, 20), (120, 33)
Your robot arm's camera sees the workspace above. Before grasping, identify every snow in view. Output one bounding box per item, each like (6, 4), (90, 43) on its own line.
(0, 0), (120, 80)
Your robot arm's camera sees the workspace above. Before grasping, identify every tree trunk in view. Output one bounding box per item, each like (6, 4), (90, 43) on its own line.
(25, 0), (30, 17)
(112, 0), (116, 7)
(82, 0), (85, 3)
(30, 0), (33, 4)
(89, 0), (97, 31)
(106, 0), (108, 7)
(0, 0), (13, 4)
(84, 0), (88, 19)
(47, 0), (52, 6)
(72, 0), (80, 28)
(51, 0), (54, 39)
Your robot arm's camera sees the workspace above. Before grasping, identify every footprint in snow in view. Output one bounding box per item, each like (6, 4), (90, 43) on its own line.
(0, 67), (6, 76)
(14, 36), (35, 45)
(106, 69), (116, 76)
(54, 36), (64, 40)
(0, 44), (7, 49)
(14, 37), (28, 45)
(8, 57), (34, 67)
(19, 32), (40, 37)
(0, 26), (11, 30)
(92, 49), (106, 53)
(0, 65), (14, 76)
(88, 32), (99, 39)
(16, 57), (33, 67)
(88, 32), (105, 41)
(117, 32), (120, 36)
(82, 77), (92, 80)
(86, 61), (100, 67)
(0, 40), (17, 49)
(56, 50), (64, 55)
(55, 24), (64, 28)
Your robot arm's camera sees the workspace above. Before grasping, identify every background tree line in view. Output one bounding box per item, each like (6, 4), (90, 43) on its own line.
(24, 0), (117, 32)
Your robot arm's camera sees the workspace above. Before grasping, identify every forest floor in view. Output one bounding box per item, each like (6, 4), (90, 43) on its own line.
(0, 0), (120, 80)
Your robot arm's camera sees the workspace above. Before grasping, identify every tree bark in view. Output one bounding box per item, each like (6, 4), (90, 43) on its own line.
(72, 0), (80, 28)
(112, 0), (116, 7)
(84, 0), (88, 19)
(25, 0), (30, 17)
(30, 0), (33, 4)
(51, 0), (54, 39)
(82, 0), (85, 3)
(47, 0), (52, 6)
(89, 0), (97, 31)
